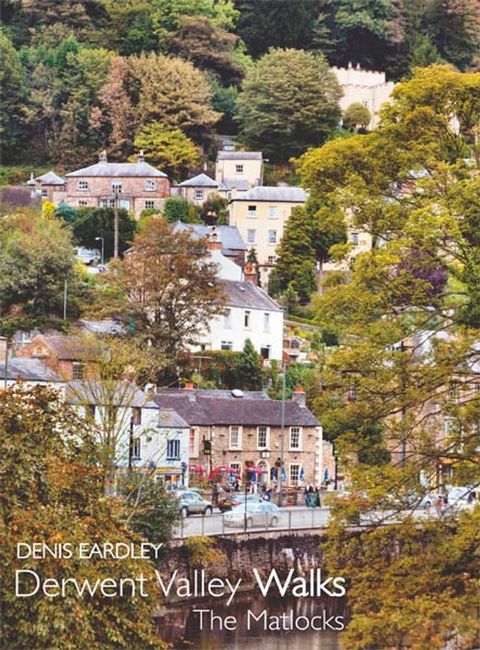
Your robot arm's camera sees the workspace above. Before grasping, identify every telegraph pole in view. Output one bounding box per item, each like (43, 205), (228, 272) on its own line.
(279, 363), (286, 506)
(113, 189), (119, 259)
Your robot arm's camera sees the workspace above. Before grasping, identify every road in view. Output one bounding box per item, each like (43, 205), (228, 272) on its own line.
(173, 506), (331, 538)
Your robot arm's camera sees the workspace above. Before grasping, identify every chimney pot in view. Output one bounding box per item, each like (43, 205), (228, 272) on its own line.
(137, 150), (145, 163)
(292, 385), (306, 407)
(99, 150), (107, 163)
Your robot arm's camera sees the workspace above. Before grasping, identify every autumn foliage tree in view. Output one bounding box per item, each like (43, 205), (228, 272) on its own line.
(107, 217), (223, 363)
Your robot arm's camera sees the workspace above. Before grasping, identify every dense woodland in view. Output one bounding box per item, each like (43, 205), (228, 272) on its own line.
(1, 0), (480, 168)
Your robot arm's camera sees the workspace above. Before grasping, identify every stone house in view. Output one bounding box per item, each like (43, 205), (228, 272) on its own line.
(153, 386), (322, 488)
(17, 333), (102, 381)
(64, 151), (170, 219)
(177, 173), (220, 204)
(27, 171), (66, 203)
(229, 186), (307, 285)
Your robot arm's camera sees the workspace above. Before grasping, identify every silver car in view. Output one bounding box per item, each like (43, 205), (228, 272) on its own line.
(224, 502), (280, 528)
(177, 491), (213, 517)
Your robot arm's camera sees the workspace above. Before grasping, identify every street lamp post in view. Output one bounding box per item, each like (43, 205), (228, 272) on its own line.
(95, 236), (105, 265)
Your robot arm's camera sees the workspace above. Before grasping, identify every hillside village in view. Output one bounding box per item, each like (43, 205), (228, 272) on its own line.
(2, 1), (480, 647)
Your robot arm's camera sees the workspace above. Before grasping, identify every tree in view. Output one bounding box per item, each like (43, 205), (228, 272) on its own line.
(297, 65), (480, 645)
(427, 0), (480, 70)
(273, 205), (346, 302)
(162, 197), (201, 223)
(0, 208), (77, 321)
(0, 29), (26, 160)
(231, 338), (264, 389)
(165, 16), (245, 85)
(96, 55), (136, 160)
(130, 53), (220, 143)
(237, 48), (341, 160)
(151, 0), (239, 44)
(200, 194), (229, 225)
(133, 122), (200, 180)
(0, 385), (164, 649)
(343, 102), (371, 131)
(70, 207), (136, 259)
(106, 217), (222, 362)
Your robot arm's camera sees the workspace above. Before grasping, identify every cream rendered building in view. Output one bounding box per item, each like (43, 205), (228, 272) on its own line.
(215, 151), (264, 189)
(333, 63), (395, 129)
(229, 186), (307, 285)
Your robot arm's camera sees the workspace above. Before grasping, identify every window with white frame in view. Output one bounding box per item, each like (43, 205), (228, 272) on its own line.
(224, 308), (232, 328)
(229, 426), (242, 449)
(132, 438), (141, 460)
(268, 255), (276, 265)
(247, 205), (257, 217)
(257, 426), (268, 449)
(268, 206), (278, 218)
(194, 189), (204, 200)
(72, 362), (85, 380)
(235, 164), (244, 174)
(189, 428), (199, 457)
(131, 407), (142, 426)
(79, 200), (88, 206)
(100, 198), (115, 208)
(171, 186), (179, 195)
(78, 181), (89, 191)
(230, 461), (241, 478)
(289, 426), (301, 450)
(244, 310), (251, 328)
(221, 340), (233, 350)
(268, 230), (277, 244)
(263, 312), (270, 331)
(247, 229), (256, 244)
(145, 200), (155, 209)
(289, 463), (301, 486)
(166, 439), (181, 460)
(351, 232), (359, 247)
(119, 199), (130, 209)
(41, 189), (48, 197)
(145, 180), (156, 191)
(112, 182), (122, 193)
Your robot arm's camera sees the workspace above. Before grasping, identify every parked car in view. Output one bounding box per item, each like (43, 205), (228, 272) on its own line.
(223, 502), (279, 528)
(176, 491), (213, 517)
(218, 493), (263, 513)
(75, 247), (101, 265)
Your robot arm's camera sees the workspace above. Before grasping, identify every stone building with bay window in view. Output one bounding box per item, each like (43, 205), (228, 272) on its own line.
(153, 386), (322, 488)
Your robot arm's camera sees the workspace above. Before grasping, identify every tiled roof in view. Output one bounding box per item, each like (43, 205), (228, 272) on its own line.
(232, 186), (307, 203)
(220, 280), (283, 312)
(66, 161), (167, 178)
(217, 151), (263, 160)
(0, 358), (62, 382)
(66, 380), (159, 408)
(173, 222), (247, 251)
(153, 389), (318, 427)
(179, 173), (218, 188)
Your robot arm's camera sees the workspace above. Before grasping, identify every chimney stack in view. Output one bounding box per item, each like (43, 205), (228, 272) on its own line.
(99, 150), (107, 163)
(292, 386), (306, 407)
(184, 382), (196, 401)
(244, 261), (258, 286)
(207, 226), (222, 251)
(137, 150), (145, 163)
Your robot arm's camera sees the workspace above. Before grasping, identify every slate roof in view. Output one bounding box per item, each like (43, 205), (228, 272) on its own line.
(66, 380), (159, 408)
(153, 389), (318, 427)
(219, 179), (250, 191)
(220, 280), (283, 312)
(179, 173), (218, 188)
(66, 161), (167, 178)
(0, 358), (62, 382)
(233, 186), (307, 203)
(159, 408), (189, 428)
(217, 151), (263, 160)
(173, 222), (247, 251)
(36, 171), (65, 185)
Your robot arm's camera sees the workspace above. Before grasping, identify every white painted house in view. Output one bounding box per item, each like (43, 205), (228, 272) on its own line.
(66, 381), (190, 486)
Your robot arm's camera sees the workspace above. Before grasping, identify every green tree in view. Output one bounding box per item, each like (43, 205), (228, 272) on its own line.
(133, 122), (200, 180)
(200, 194), (229, 225)
(231, 338), (264, 390)
(130, 53), (220, 143)
(151, 0), (239, 44)
(70, 207), (136, 259)
(237, 48), (341, 160)
(0, 30), (26, 160)
(343, 102), (371, 131)
(163, 196), (201, 223)
(0, 385), (164, 650)
(165, 15), (245, 85)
